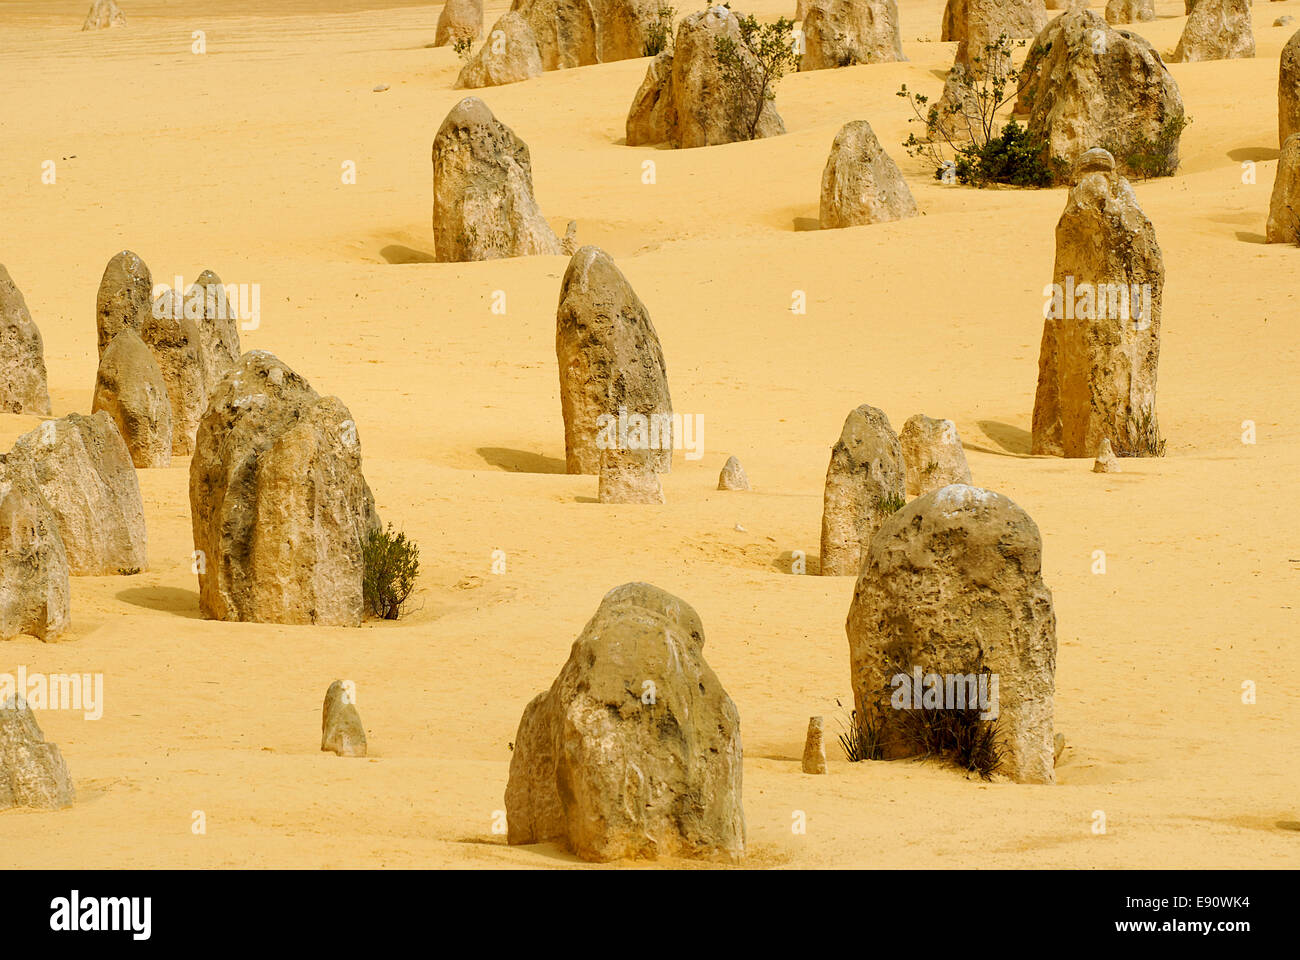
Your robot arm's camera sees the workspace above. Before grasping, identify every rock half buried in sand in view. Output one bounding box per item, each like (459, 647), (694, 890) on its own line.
(819, 120), (918, 229)
(1032, 148), (1164, 459)
(435, 0), (484, 47)
(802, 716), (827, 774)
(0, 265), (53, 416)
(92, 329), (173, 469)
(6, 412), (148, 576)
(900, 414), (971, 497)
(845, 484), (1058, 784)
(819, 404), (905, 577)
(799, 0), (906, 71)
(321, 680), (367, 757)
(455, 12), (544, 88)
(1092, 438), (1120, 473)
(1, 696), (75, 810)
(190, 351), (380, 626)
(0, 459), (71, 642)
(556, 245), (673, 475)
(431, 97), (561, 262)
(82, 0), (126, 30)
(598, 447), (664, 504)
(1172, 0), (1255, 63)
(505, 582), (745, 861)
(717, 455), (749, 491)
(95, 250), (153, 358)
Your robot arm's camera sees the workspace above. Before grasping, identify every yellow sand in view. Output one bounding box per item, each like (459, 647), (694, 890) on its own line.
(1, 0), (1297, 868)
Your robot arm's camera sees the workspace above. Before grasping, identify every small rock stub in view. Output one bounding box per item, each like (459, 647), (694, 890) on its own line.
(1, 696), (75, 810)
(819, 404), (905, 576)
(717, 455), (749, 491)
(321, 681), (367, 757)
(802, 716), (828, 774)
(819, 120), (918, 229)
(845, 485), (1058, 784)
(505, 582), (745, 862)
(1093, 437), (1121, 473)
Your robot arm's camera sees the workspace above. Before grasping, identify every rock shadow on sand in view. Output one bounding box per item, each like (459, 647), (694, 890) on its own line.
(477, 447), (567, 474)
(116, 586), (202, 619)
(974, 420), (1033, 456)
(380, 244), (437, 264)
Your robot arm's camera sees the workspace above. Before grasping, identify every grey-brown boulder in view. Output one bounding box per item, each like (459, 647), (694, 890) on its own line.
(505, 582), (745, 861)
(1032, 148), (1164, 459)
(819, 120), (918, 228)
(321, 680), (367, 757)
(1104, 0), (1154, 24)
(455, 12), (545, 88)
(1266, 133), (1300, 243)
(941, 0), (1047, 47)
(1280, 30), (1300, 147)
(0, 696), (75, 810)
(0, 265), (53, 415)
(819, 404), (905, 577)
(510, 0), (657, 70)
(625, 7), (786, 148)
(92, 329), (173, 468)
(1093, 437), (1120, 472)
(431, 97), (562, 262)
(95, 250), (153, 358)
(0, 460), (71, 642)
(435, 0), (484, 46)
(556, 246), (673, 475)
(187, 270), (242, 389)
(717, 455), (749, 491)
(142, 295), (208, 456)
(1172, 0), (1254, 63)
(6, 413), (148, 576)
(801, 716), (827, 774)
(899, 414), (971, 496)
(190, 351), (379, 626)
(1017, 11), (1185, 181)
(799, 0), (905, 71)
(82, 0), (125, 30)
(845, 484), (1058, 784)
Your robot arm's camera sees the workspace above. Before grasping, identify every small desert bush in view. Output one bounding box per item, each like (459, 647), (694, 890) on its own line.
(838, 708), (884, 762)
(1112, 405), (1167, 458)
(895, 699), (1003, 780)
(1103, 114), (1190, 181)
(898, 34), (1063, 188)
(362, 523), (420, 620)
(643, 4), (676, 57)
(713, 9), (801, 141)
(452, 35), (475, 63)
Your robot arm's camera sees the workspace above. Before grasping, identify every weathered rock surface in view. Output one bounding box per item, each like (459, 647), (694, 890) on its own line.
(717, 455), (749, 491)
(625, 6), (786, 148)
(1280, 30), (1300, 147)
(598, 447), (664, 503)
(431, 97), (561, 262)
(190, 351), (379, 626)
(7, 413), (148, 576)
(801, 716), (827, 774)
(1017, 11), (1185, 181)
(0, 265), (53, 415)
(510, 0), (657, 70)
(900, 414), (972, 496)
(1104, 0), (1154, 24)
(1172, 0), (1254, 63)
(799, 0), (905, 71)
(141, 296), (208, 456)
(941, 0), (1047, 49)
(82, 0), (126, 30)
(1032, 148), (1164, 459)
(505, 582), (745, 861)
(0, 696), (75, 810)
(321, 680), (367, 757)
(455, 12), (545, 88)
(95, 250), (153, 358)
(1093, 437), (1120, 472)
(819, 120), (918, 228)
(92, 329), (173, 469)
(0, 460), (71, 642)
(845, 484), (1058, 784)
(435, 0), (484, 46)
(819, 404), (905, 576)
(1266, 133), (1300, 244)
(187, 270), (242, 389)
(556, 246), (673, 475)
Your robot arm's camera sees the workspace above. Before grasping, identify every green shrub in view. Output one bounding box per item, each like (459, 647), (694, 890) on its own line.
(362, 523), (420, 620)
(713, 11), (801, 141)
(1103, 114), (1190, 181)
(643, 4), (676, 57)
(838, 708), (884, 762)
